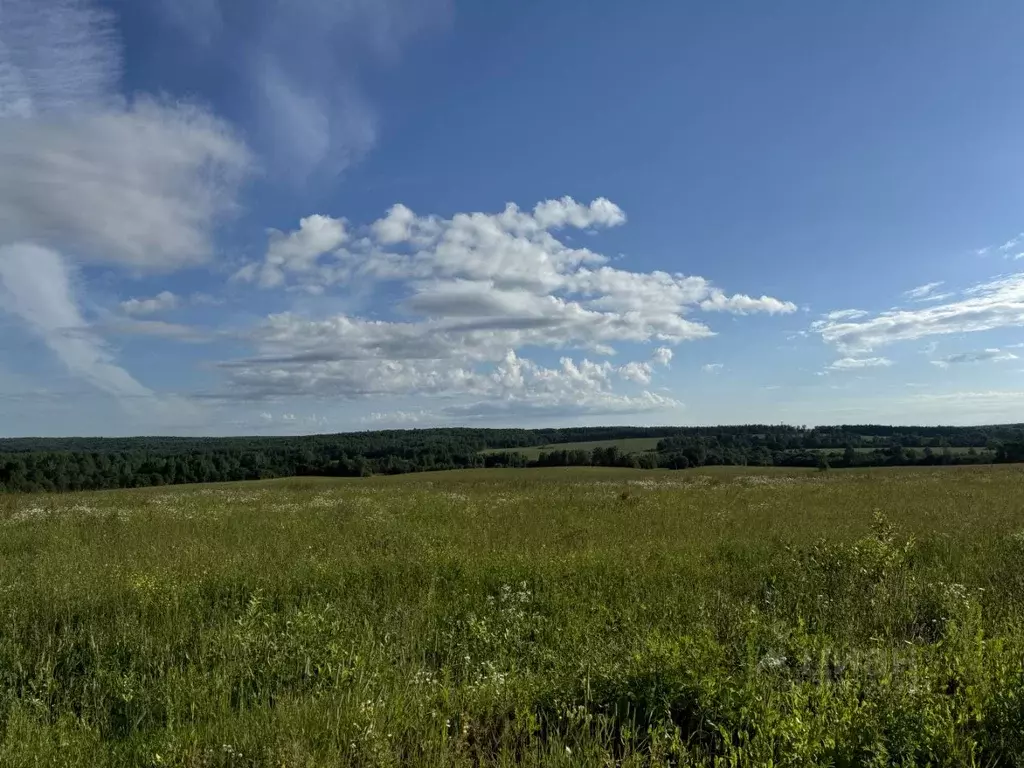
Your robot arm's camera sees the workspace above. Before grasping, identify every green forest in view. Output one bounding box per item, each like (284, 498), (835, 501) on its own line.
(3, 424), (1024, 493)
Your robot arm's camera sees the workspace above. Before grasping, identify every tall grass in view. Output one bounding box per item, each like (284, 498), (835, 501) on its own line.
(1, 466), (1024, 765)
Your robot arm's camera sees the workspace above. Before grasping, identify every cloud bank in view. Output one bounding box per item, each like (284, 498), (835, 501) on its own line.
(223, 197), (795, 415)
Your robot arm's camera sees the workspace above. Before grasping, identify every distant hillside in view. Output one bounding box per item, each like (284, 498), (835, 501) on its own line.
(2, 424), (1023, 492)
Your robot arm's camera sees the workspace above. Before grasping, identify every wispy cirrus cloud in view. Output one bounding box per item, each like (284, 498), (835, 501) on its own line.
(0, 243), (151, 398)
(814, 273), (1024, 353)
(0, 0), (251, 272)
(827, 356), (893, 371)
(931, 348), (1018, 368)
(0, 0), (121, 116)
(902, 281), (953, 302)
(120, 291), (179, 317)
(824, 309), (868, 321)
(976, 233), (1024, 260)
(157, 0), (450, 178)
(0, 0), (248, 415)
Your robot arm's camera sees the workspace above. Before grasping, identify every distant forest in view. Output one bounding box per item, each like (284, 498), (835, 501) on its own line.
(2, 424), (1024, 493)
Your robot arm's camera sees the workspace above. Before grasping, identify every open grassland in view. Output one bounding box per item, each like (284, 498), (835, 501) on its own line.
(2, 465), (1024, 765)
(807, 446), (989, 455)
(478, 437), (662, 458)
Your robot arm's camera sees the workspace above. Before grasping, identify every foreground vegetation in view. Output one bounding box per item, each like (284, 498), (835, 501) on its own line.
(2, 465), (1024, 765)
(3, 423), (1024, 492)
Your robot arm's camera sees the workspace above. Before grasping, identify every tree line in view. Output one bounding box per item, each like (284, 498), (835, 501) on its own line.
(1, 424), (1023, 493)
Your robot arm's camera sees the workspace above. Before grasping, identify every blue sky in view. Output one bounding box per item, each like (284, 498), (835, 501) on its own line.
(2, 0), (1024, 436)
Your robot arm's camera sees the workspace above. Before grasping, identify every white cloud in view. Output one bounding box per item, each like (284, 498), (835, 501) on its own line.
(569, 267), (711, 314)
(214, 197), (795, 415)
(827, 357), (893, 371)
(120, 291), (179, 316)
(905, 390), (1024, 420)
(652, 347), (673, 366)
(190, 292), (223, 307)
(257, 62), (375, 178)
(617, 361), (653, 384)
(0, 243), (151, 398)
(0, 0), (253, 417)
(237, 214), (348, 288)
(371, 203), (417, 245)
(931, 348), (1018, 368)
(220, 347), (681, 417)
(440, 389), (680, 420)
(701, 363), (724, 373)
(902, 281), (944, 301)
(1000, 234), (1024, 253)
(0, 99), (251, 270)
(0, 0), (121, 117)
(361, 408), (435, 425)
(252, 199), (792, 337)
(531, 196), (626, 229)
(160, 0), (447, 177)
(0, 0), (251, 271)
(699, 291), (797, 315)
(824, 309), (868, 321)
(814, 273), (1024, 352)
(101, 318), (210, 342)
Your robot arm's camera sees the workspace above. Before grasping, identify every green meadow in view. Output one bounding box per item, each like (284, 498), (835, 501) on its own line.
(2, 465), (1024, 766)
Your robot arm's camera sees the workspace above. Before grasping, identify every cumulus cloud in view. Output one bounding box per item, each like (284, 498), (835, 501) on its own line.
(216, 197), (793, 416)
(701, 363), (724, 373)
(531, 197), (626, 229)
(813, 273), (1024, 352)
(235, 214), (348, 288)
(219, 347), (682, 416)
(699, 291), (797, 315)
(931, 348), (1018, 368)
(827, 357), (893, 371)
(239, 198), (792, 335)
(618, 361), (654, 384)
(120, 291), (179, 316)
(371, 203), (417, 245)
(652, 347), (673, 366)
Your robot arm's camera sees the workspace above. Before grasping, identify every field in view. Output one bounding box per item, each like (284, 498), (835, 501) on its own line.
(478, 437), (662, 458)
(807, 446), (988, 455)
(478, 439), (990, 461)
(2, 466), (1024, 765)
